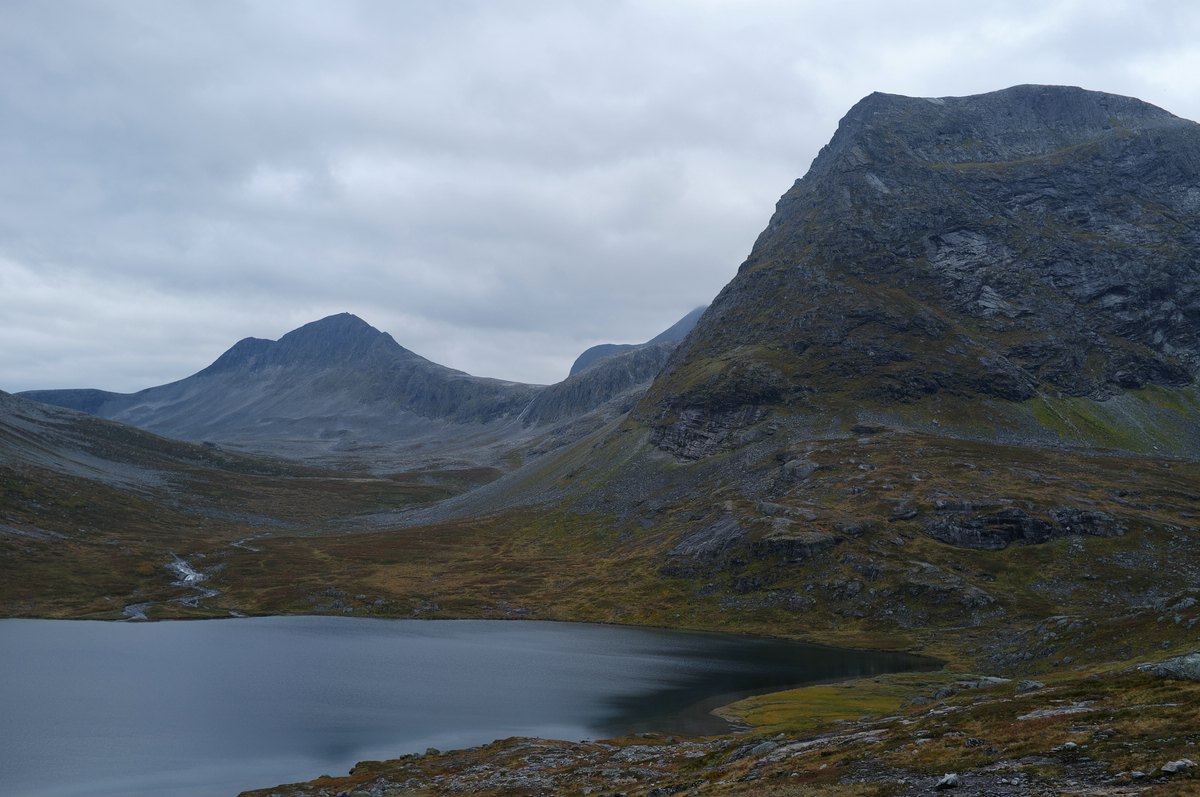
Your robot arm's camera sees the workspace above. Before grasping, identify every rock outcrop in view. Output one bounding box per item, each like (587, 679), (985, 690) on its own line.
(923, 506), (1125, 550)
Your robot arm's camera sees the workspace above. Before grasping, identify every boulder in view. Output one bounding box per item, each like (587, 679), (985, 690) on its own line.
(934, 772), (960, 790)
(1139, 651), (1200, 681)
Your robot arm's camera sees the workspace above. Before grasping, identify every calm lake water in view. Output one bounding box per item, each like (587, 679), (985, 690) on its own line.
(0, 617), (934, 796)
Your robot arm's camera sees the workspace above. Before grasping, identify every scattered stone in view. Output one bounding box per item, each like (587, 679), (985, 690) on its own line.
(956, 676), (1011, 689)
(782, 459), (819, 480)
(1017, 680), (1045, 692)
(1162, 758), (1196, 774)
(756, 501), (818, 521)
(747, 741), (778, 758)
(934, 772), (960, 790)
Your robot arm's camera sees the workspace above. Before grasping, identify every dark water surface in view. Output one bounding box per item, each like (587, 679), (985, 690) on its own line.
(0, 617), (935, 796)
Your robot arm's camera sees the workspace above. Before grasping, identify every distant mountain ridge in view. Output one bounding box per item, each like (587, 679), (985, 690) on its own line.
(568, 306), (706, 376)
(20, 309), (704, 467)
(23, 313), (532, 432)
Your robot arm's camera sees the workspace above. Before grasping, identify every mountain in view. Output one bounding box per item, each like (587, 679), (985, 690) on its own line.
(568, 305), (706, 376)
(20, 309), (705, 468)
(20, 314), (539, 467)
(416, 85), (1200, 664)
(638, 85), (1200, 458)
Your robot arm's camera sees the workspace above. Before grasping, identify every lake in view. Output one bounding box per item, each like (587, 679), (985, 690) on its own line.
(0, 617), (935, 796)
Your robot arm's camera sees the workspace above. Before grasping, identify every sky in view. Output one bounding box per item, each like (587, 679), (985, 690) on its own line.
(2, 1), (1199, 392)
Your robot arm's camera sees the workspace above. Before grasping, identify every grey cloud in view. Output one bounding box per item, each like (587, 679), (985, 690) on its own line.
(2, 1), (1198, 392)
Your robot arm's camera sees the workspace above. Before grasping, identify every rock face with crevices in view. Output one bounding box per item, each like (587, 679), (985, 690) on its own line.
(639, 85), (1200, 457)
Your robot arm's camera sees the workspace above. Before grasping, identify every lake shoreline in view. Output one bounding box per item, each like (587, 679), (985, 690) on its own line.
(0, 616), (936, 797)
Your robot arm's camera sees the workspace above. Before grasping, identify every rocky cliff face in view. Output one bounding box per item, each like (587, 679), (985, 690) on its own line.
(640, 85), (1200, 457)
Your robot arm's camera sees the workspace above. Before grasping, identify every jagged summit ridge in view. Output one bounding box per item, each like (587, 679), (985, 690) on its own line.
(644, 85), (1200, 457)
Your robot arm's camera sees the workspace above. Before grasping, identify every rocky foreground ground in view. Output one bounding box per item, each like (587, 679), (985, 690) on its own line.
(243, 652), (1200, 797)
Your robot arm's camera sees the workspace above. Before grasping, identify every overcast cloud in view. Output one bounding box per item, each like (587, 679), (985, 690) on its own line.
(2, 0), (1199, 391)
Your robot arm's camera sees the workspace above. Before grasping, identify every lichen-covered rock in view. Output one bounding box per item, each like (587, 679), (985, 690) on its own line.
(782, 459), (819, 480)
(1139, 651), (1200, 681)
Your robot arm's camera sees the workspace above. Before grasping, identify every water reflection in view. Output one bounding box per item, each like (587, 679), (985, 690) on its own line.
(591, 630), (934, 736)
(0, 617), (937, 797)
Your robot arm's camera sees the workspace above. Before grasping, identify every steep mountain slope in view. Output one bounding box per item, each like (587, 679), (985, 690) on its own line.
(379, 86), (1200, 672)
(639, 85), (1200, 458)
(521, 342), (677, 425)
(568, 305), (706, 376)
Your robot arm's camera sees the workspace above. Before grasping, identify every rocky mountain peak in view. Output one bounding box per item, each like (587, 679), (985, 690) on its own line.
(275, 313), (406, 363)
(643, 85), (1200, 457)
(195, 313), (415, 377)
(813, 84), (1182, 177)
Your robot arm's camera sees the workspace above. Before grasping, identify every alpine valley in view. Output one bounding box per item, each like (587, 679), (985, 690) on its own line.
(5, 85), (1200, 796)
